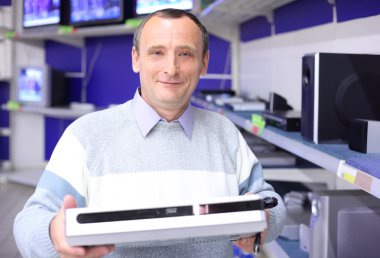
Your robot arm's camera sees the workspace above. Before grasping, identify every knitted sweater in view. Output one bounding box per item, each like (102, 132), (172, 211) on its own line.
(14, 100), (285, 258)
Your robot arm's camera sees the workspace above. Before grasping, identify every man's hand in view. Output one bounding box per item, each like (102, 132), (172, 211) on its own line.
(50, 195), (115, 258)
(234, 192), (269, 254)
(234, 209), (269, 253)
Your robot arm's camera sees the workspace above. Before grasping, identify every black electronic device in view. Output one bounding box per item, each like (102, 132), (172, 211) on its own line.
(262, 110), (301, 131)
(198, 89), (235, 96)
(22, 0), (64, 28)
(348, 119), (380, 153)
(301, 52), (380, 144)
(50, 68), (69, 107)
(267, 92), (293, 112)
(67, 0), (136, 27)
(135, 0), (194, 16)
(16, 66), (68, 107)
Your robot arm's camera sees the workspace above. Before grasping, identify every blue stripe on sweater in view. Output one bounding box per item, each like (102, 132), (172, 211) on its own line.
(239, 162), (269, 195)
(37, 170), (86, 207)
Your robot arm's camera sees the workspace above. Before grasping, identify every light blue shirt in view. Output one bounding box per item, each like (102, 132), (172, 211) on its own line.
(131, 88), (194, 139)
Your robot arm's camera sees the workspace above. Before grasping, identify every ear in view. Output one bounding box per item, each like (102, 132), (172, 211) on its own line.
(200, 50), (210, 76)
(131, 46), (140, 73)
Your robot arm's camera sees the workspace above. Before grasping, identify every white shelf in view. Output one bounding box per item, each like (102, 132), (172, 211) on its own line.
(2, 104), (98, 119)
(0, 127), (10, 136)
(13, 23), (137, 47)
(199, 0), (296, 25)
(337, 161), (380, 199)
(192, 96), (380, 199)
(0, 167), (43, 186)
(20, 23), (135, 38)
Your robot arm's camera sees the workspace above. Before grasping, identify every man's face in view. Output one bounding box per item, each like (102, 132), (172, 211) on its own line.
(132, 16), (209, 114)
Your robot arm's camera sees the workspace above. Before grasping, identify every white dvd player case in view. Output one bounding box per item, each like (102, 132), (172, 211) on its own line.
(65, 195), (267, 247)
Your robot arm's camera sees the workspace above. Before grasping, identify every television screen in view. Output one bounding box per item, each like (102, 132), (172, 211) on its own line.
(70, 0), (125, 26)
(23, 0), (61, 28)
(136, 0), (194, 15)
(17, 66), (69, 107)
(18, 67), (45, 103)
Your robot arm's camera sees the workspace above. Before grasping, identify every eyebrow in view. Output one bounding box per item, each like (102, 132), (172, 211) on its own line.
(146, 44), (197, 53)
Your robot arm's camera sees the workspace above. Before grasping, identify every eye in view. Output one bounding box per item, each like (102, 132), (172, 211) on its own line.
(179, 51), (193, 58)
(150, 50), (163, 56)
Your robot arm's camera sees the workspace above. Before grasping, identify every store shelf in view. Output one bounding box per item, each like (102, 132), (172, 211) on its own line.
(191, 95), (380, 199)
(0, 127), (10, 136)
(11, 23), (137, 47)
(0, 167), (43, 186)
(1, 104), (99, 119)
(199, 0), (295, 25)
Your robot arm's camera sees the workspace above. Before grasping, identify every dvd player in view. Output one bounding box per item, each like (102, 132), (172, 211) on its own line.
(262, 110), (301, 131)
(65, 195), (266, 247)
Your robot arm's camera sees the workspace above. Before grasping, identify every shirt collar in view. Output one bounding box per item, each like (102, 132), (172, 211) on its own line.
(132, 88), (194, 139)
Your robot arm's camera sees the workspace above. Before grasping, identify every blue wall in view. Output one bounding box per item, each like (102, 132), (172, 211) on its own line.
(85, 35), (137, 106)
(274, 0), (333, 34)
(0, 82), (9, 161)
(336, 0), (380, 22)
(0, 0), (11, 6)
(240, 16), (272, 42)
(0, 82), (9, 128)
(0, 0), (11, 161)
(241, 0), (380, 43)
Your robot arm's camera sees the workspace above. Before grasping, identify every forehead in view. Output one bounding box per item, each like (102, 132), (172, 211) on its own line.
(140, 16), (202, 49)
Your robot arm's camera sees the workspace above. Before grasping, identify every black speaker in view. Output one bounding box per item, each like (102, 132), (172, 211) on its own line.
(50, 69), (69, 107)
(301, 53), (380, 144)
(349, 119), (380, 153)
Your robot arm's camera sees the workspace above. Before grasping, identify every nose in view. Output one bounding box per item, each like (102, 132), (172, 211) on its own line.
(163, 54), (179, 77)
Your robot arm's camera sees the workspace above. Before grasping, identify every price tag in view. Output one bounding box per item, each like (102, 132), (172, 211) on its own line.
(251, 114), (265, 136)
(59, 26), (75, 34)
(125, 18), (143, 28)
(5, 31), (16, 39)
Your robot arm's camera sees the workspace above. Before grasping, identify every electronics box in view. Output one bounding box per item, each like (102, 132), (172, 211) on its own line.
(66, 195), (266, 247)
(67, 0), (136, 27)
(301, 53), (380, 144)
(22, 0), (62, 29)
(262, 110), (301, 131)
(348, 119), (380, 153)
(16, 66), (68, 107)
(337, 207), (380, 258)
(135, 0), (194, 16)
(309, 190), (380, 258)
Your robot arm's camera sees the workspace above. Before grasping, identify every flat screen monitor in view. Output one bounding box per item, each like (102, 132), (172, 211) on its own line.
(23, 0), (61, 28)
(136, 0), (194, 16)
(69, 0), (127, 27)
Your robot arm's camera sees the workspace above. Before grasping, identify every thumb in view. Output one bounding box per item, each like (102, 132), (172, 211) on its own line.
(63, 195), (77, 210)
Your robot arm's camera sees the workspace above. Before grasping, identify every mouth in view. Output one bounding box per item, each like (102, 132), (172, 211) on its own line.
(159, 81), (182, 87)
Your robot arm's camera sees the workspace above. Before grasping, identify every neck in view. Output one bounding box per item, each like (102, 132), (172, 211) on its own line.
(155, 103), (188, 122)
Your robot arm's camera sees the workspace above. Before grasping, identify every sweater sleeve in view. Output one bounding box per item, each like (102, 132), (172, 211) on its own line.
(235, 130), (286, 243)
(13, 129), (87, 258)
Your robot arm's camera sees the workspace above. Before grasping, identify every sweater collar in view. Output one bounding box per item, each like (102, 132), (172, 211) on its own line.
(132, 88), (194, 139)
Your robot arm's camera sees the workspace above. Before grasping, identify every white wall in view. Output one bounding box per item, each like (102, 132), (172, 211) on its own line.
(239, 14), (380, 110)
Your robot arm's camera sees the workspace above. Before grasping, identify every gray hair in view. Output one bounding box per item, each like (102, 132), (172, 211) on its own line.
(133, 8), (209, 58)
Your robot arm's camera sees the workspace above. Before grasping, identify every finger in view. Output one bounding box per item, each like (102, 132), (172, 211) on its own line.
(51, 195), (88, 257)
(83, 245), (116, 257)
(63, 195), (77, 209)
(234, 237), (255, 253)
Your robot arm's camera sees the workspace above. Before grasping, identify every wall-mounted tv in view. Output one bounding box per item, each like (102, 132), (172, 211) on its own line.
(136, 0), (194, 16)
(16, 66), (68, 107)
(23, 0), (61, 28)
(69, 0), (134, 27)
